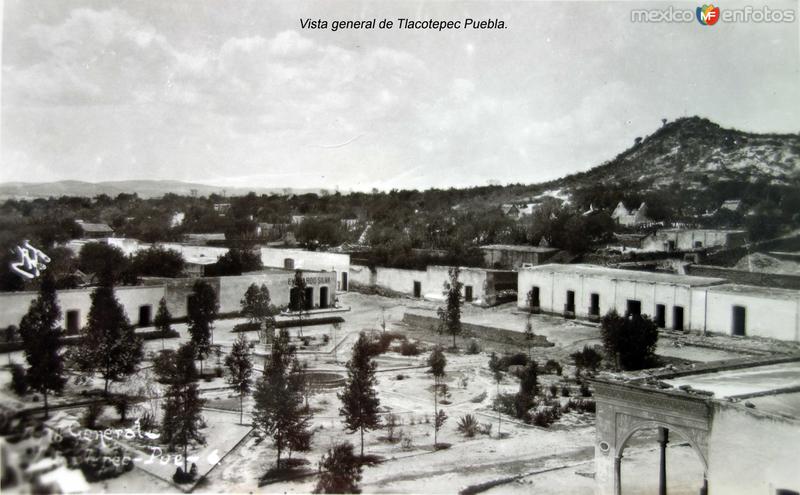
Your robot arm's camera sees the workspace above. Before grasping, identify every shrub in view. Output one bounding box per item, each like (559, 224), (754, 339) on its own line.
(543, 360), (563, 375)
(499, 353), (529, 370)
(314, 442), (362, 494)
(457, 414), (479, 437)
(173, 466), (194, 484)
(579, 382), (592, 397)
(10, 364), (28, 396)
(561, 385), (571, 397)
(385, 414), (400, 443)
(114, 396), (130, 422)
(570, 345), (603, 374)
(549, 384), (558, 398)
(400, 340), (420, 356)
(396, 374), (406, 381)
(492, 392), (517, 417)
(600, 311), (659, 370)
(479, 422), (493, 436)
(138, 410), (157, 432)
(322, 334), (330, 345)
(465, 339), (481, 355)
(83, 402), (104, 430)
(563, 398), (596, 414)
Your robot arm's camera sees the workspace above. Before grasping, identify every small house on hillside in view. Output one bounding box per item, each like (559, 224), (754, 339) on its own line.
(611, 202), (651, 227)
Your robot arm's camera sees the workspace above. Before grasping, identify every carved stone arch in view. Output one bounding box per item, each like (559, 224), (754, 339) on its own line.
(616, 417), (709, 472)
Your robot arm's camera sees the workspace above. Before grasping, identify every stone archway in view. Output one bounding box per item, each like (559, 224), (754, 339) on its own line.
(593, 380), (712, 495)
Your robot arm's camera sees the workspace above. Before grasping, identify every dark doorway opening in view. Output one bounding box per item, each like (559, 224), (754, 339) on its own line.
(565, 290), (575, 316)
(589, 293), (600, 316)
(304, 287), (314, 310)
(66, 310), (80, 334)
(413, 281), (421, 298)
(656, 304), (666, 328)
(289, 288), (300, 311)
(138, 305), (152, 327)
(465, 285), (473, 302)
(529, 286), (540, 310)
(341, 272), (348, 291)
(319, 286), (329, 309)
(626, 300), (642, 317)
(673, 306), (684, 331)
(732, 305), (746, 336)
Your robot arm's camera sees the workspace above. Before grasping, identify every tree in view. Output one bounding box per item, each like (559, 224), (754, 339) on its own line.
(225, 333), (253, 425)
(253, 329), (312, 468)
(515, 362), (538, 421)
(600, 310), (659, 371)
(154, 297), (172, 350)
(206, 248), (263, 277)
(313, 442), (362, 494)
(338, 333), (381, 457)
(77, 242), (128, 284)
(291, 270), (308, 337)
(130, 246), (185, 278)
(187, 280), (219, 374)
(161, 343), (205, 473)
(240, 283), (277, 344)
(523, 316), (534, 360)
(436, 267), (463, 348)
(570, 345), (603, 377)
(76, 278), (143, 396)
(18, 274), (65, 417)
(427, 346), (447, 446)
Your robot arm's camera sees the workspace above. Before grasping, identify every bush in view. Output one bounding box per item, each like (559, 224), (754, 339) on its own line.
(396, 374), (406, 380)
(83, 402), (104, 430)
(532, 405), (562, 428)
(173, 466), (195, 484)
(492, 392), (517, 417)
(399, 340), (420, 356)
(561, 385), (571, 397)
(10, 364), (28, 396)
(465, 339), (481, 355)
(138, 410), (157, 432)
(457, 414), (479, 437)
(570, 345), (603, 374)
(600, 311), (659, 370)
(313, 442), (362, 494)
(322, 334), (330, 345)
(563, 398), (596, 414)
(579, 382), (592, 397)
(114, 396), (130, 422)
(549, 384), (558, 398)
(499, 353), (529, 370)
(543, 360), (563, 375)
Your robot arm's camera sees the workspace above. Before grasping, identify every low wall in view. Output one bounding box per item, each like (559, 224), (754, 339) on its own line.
(687, 265), (800, 290)
(401, 313), (552, 347)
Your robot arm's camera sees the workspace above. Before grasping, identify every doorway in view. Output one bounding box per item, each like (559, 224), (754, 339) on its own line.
(732, 305), (746, 336)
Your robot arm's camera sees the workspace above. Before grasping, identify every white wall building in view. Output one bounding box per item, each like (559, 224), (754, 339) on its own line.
(518, 264), (800, 341)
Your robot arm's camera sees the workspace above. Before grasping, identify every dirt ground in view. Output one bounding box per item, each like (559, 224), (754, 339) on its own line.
(1, 290), (788, 494)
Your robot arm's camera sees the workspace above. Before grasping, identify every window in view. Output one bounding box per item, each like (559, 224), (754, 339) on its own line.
(694, 241), (703, 248)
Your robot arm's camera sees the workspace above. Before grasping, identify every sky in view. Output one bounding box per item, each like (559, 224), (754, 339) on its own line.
(1, 0), (799, 191)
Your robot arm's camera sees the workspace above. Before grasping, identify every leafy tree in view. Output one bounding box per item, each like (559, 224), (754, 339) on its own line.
(77, 242), (128, 284)
(436, 267), (462, 348)
(240, 283), (277, 344)
(291, 270), (308, 337)
(339, 333), (381, 457)
(514, 362), (538, 421)
(187, 280), (219, 374)
(18, 274), (65, 417)
(225, 333), (253, 425)
(206, 248), (263, 276)
(162, 343), (205, 472)
(130, 246), (185, 278)
(427, 346), (447, 446)
(154, 297), (172, 350)
(523, 316), (534, 360)
(570, 345), (603, 376)
(253, 329), (312, 468)
(313, 441), (362, 494)
(76, 278), (143, 395)
(600, 310), (659, 371)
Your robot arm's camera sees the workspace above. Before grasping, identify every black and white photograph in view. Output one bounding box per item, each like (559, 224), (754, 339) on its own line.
(0, 0), (799, 493)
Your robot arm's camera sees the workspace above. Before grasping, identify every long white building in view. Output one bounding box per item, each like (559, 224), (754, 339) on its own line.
(518, 264), (800, 342)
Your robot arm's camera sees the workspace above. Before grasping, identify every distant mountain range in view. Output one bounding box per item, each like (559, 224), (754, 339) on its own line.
(0, 180), (326, 200)
(1, 117), (797, 200)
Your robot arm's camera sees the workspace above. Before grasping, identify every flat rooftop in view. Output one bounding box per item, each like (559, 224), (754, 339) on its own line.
(480, 244), (559, 253)
(663, 361), (800, 399)
(707, 283), (800, 301)
(523, 263), (727, 287)
(657, 228), (746, 234)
